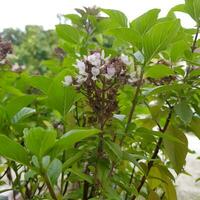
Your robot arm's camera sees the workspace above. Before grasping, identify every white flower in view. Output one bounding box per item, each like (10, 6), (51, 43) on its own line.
(74, 60), (87, 75)
(120, 54), (132, 65)
(128, 72), (138, 83)
(105, 66), (116, 79)
(62, 75), (73, 86)
(87, 52), (101, 66)
(91, 67), (100, 80)
(91, 67), (100, 76)
(76, 75), (88, 84)
(11, 63), (20, 71)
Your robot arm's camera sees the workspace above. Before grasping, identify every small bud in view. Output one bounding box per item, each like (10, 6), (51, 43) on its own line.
(105, 66), (116, 79)
(120, 54), (132, 65)
(62, 75), (73, 86)
(76, 74), (88, 84)
(75, 60), (87, 75)
(87, 52), (101, 66)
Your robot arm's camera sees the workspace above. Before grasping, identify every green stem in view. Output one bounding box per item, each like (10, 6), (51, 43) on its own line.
(43, 173), (58, 200)
(13, 163), (25, 200)
(39, 160), (58, 200)
(120, 69), (144, 146)
(60, 87), (67, 194)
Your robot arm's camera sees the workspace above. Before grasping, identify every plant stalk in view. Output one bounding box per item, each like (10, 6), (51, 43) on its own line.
(131, 108), (173, 200)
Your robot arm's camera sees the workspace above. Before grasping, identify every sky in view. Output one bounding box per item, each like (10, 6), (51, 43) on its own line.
(0, 0), (195, 31)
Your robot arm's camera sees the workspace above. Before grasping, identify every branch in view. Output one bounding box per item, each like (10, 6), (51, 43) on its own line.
(185, 25), (200, 77)
(131, 106), (173, 200)
(192, 25), (200, 52)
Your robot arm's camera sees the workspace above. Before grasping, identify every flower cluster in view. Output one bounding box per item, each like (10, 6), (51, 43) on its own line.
(63, 51), (137, 124)
(0, 37), (12, 62)
(63, 51), (136, 86)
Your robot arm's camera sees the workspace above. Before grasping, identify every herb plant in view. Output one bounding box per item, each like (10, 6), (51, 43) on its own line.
(0, 1), (200, 199)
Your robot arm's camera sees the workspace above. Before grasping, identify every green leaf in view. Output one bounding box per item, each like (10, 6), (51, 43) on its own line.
(143, 19), (180, 64)
(5, 95), (36, 118)
(24, 127), (57, 157)
(146, 83), (189, 96)
(148, 190), (160, 200)
(145, 64), (174, 79)
(130, 9), (160, 35)
(68, 168), (93, 184)
(47, 158), (62, 185)
(0, 134), (29, 165)
(189, 69), (200, 77)
(105, 139), (123, 160)
(11, 107), (36, 124)
(185, 0), (200, 25)
(52, 129), (100, 154)
(96, 158), (110, 184)
(163, 175), (177, 200)
(64, 14), (82, 26)
(29, 76), (52, 94)
(170, 4), (186, 13)
(101, 9), (128, 27)
(41, 59), (61, 73)
(190, 117), (200, 139)
(56, 24), (80, 44)
(135, 128), (185, 144)
(174, 101), (193, 124)
(47, 70), (77, 115)
(63, 151), (84, 170)
(169, 40), (190, 62)
(149, 166), (177, 199)
(163, 126), (188, 174)
(106, 28), (141, 49)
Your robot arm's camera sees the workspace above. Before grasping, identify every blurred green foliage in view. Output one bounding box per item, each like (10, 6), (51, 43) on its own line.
(0, 26), (57, 70)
